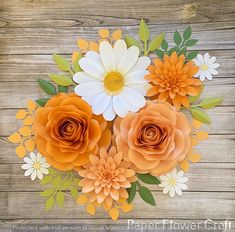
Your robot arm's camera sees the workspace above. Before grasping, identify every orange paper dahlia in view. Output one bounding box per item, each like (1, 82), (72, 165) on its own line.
(146, 52), (201, 110)
(78, 147), (136, 209)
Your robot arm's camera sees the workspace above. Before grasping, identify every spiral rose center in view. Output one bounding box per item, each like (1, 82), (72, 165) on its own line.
(104, 71), (124, 94)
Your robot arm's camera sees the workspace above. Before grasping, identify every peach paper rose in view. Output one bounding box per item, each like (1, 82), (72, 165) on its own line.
(33, 93), (111, 171)
(114, 101), (191, 176)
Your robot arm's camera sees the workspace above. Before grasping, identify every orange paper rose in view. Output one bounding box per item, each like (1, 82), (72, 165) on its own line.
(114, 101), (191, 176)
(33, 93), (111, 171)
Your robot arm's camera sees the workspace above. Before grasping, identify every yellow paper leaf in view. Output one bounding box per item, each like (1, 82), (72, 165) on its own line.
(112, 29), (122, 41)
(16, 144), (26, 158)
(27, 99), (37, 112)
(121, 202), (133, 212)
(8, 133), (21, 144)
(77, 39), (88, 50)
(77, 195), (88, 205)
(117, 198), (125, 204)
(86, 204), (96, 215)
(102, 202), (111, 211)
(109, 208), (119, 221)
(180, 160), (189, 172)
(72, 51), (79, 63)
(89, 41), (99, 52)
(24, 139), (35, 152)
(23, 116), (34, 126)
(99, 29), (109, 39)
(192, 119), (202, 129)
(16, 110), (27, 119)
(190, 153), (201, 163)
(196, 131), (208, 141)
(19, 126), (31, 137)
(191, 136), (198, 146)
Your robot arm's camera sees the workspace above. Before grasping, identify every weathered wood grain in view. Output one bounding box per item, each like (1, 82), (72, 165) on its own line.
(0, 163), (234, 192)
(0, 24), (234, 55)
(0, 0), (234, 28)
(0, 192), (234, 219)
(0, 50), (234, 82)
(0, 80), (234, 109)
(1, 135), (234, 164)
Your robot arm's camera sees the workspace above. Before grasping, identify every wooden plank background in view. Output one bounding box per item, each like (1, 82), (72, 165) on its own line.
(0, 0), (235, 231)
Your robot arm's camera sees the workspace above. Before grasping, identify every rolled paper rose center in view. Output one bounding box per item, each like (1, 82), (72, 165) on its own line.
(104, 71), (124, 94)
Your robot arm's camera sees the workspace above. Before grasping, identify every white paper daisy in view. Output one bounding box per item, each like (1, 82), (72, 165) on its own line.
(194, 53), (220, 81)
(21, 152), (50, 181)
(159, 169), (188, 198)
(73, 39), (151, 121)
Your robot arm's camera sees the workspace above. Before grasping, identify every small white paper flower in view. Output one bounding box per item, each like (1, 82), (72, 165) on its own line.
(73, 39), (151, 121)
(159, 169), (188, 197)
(194, 53), (220, 81)
(21, 152), (50, 180)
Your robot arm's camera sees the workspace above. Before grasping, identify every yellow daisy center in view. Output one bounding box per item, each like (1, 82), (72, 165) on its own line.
(169, 178), (177, 186)
(104, 71), (124, 94)
(33, 162), (40, 170)
(201, 64), (208, 71)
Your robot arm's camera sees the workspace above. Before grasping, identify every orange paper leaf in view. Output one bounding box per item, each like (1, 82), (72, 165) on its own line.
(16, 110), (27, 119)
(23, 116), (34, 126)
(86, 204), (96, 215)
(109, 208), (119, 221)
(27, 99), (37, 112)
(16, 145), (26, 158)
(99, 29), (109, 39)
(196, 131), (209, 140)
(8, 133), (21, 144)
(77, 195), (88, 205)
(180, 160), (189, 172)
(19, 126), (31, 137)
(24, 139), (35, 152)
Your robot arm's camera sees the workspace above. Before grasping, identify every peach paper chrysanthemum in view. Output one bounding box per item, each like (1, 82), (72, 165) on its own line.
(78, 147), (136, 209)
(146, 52), (202, 110)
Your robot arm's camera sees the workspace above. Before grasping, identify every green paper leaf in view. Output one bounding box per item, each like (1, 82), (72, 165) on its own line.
(139, 185), (156, 206)
(70, 187), (78, 199)
(61, 178), (72, 189)
(186, 51), (198, 60)
(138, 174), (161, 185)
(40, 189), (54, 197)
(56, 191), (64, 207)
(53, 53), (71, 72)
(37, 79), (57, 95)
(35, 98), (50, 107)
(161, 39), (168, 51)
(183, 26), (192, 40)
(45, 196), (54, 211)
(40, 175), (52, 185)
(184, 39), (198, 47)
(168, 47), (178, 55)
(53, 176), (61, 187)
(156, 49), (164, 59)
(174, 31), (182, 46)
(199, 97), (224, 109)
(73, 53), (82, 73)
(179, 47), (187, 56)
(58, 85), (68, 93)
(124, 35), (141, 50)
(139, 19), (150, 42)
(127, 182), (137, 203)
(48, 74), (73, 87)
(190, 107), (211, 124)
(147, 33), (165, 52)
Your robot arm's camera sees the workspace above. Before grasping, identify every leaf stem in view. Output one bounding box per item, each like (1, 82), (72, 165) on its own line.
(144, 41), (148, 56)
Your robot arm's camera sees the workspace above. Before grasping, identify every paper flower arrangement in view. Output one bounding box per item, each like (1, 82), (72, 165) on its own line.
(8, 19), (223, 221)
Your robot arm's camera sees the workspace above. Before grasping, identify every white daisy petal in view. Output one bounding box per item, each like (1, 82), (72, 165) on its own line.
(193, 58), (202, 66)
(37, 170), (43, 180)
(163, 184), (171, 194)
(79, 58), (105, 80)
(204, 53), (209, 63)
(194, 70), (201, 78)
(103, 100), (116, 121)
(74, 82), (104, 96)
(24, 168), (34, 177)
(40, 167), (49, 175)
(197, 54), (204, 64)
(82, 94), (98, 105)
(41, 163), (50, 169)
(73, 72), (100, 83)
(208, 68), (218, 75)
(92, 92), (111, 115)
(171, 168), (177, 178)
(175, 185), (183, 196)
(86, 51), (100, 62)
(125, 70), (149, 84)
(199, 71), (206, 81)
(122, 87), (146, 109)
(31, 170), (37, 181)
(177, 177), (188, 183)
(117, 46), (139, 75)
(30, 152), (36, 162)
(210, 63), (220, 69)
(205, 70), (212, 80)
(23, 157), (33, 164)
(36, 153), (42, 162)
(128, 83), (151, 95)
(113, 94), (129, 118)
(114, 40), (127, 67)
(21, 163), (33, 170)
(175, 170), (184, 180)
(169, 186), (176, 197)
(129, 56), (151, 72)
(159, 175), (169, 182)
(207, 56), (216, 65)
(178, 183), (188, 190)
(99, 41), (116, 72)
(159, 181), (170, 187)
